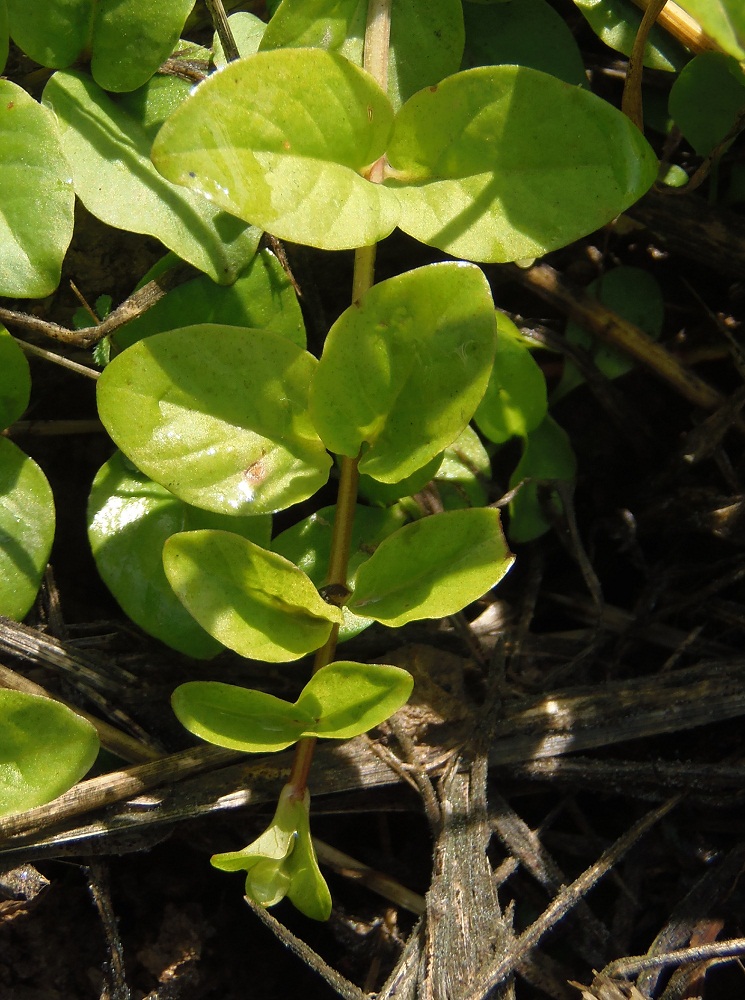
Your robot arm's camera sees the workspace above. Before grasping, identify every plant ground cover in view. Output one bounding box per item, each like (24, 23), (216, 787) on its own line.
(1, 1), (745, 998)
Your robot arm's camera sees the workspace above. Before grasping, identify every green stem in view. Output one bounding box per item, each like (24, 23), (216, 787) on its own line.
(286, 1), (391, 800)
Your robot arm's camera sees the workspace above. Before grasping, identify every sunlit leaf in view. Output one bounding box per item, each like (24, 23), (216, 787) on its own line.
(310, 263), (496, 482)
(0, 438), (55, 621)
(348, 508), (513, 625)
(43, 71), (259, 284)
(97, 326), (331, 516)
(572, 0), (689, 71)
(0, 327), (30, 431)
(163, 530), (341, 661)
(214, 11), (265, 66)
(386, 65), (658, 262)
(0, 689), (99, 817)
(0, 80), (74, 298)
(676, 0), (745, 60)
(88, 452), (271, 659)
(152, 48), (398, 250)
(0, 0), (8, 74)
(297, 661), (413, 738)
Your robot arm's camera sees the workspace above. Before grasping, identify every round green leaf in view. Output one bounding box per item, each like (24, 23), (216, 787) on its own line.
(677, 0), (744, 61)
(97, 326), (331, 516)
(260, 0), (464, 111)
(508, 415), (577, 543)
(347, 508), (514, 625)
(163, 530), (342, 662)
(386, 65), (658, 263)
(310, 262), (497, 483)
(462, 0), (587, 87)
(88, 452), (271, 659)
(297, 661), (414, 739)
(152, 48), (399, 250)
(0, 327), (30, 431)
(172, 681), (313, 752)
(43, 71), (258, 285)
(475, 313), (547, 444)
(0, 438), (55, 621)
(0, 80), (74, 298)
(214, 12), (266, 66)
(573, 0), (689, 71)
(0, 689), (99, 817)
(7, 0), (196, 91)
(115, 249), (305, 352)
(435, 426), (490, 509)
(669, 53), (745, 157)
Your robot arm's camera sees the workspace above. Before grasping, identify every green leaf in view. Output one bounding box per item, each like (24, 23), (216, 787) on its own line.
(115, 249), (305, 352)
(163, 530), (342, 661)
(297, 661), (413, 738)
(677, 0), (745, 60)
(0, 438), (55, 621)
(357, 454), (443, 506)
(88, 452), (271, 659)
(0, 0), (8, 74)
(347, 508), (513, 625)
(214, 12), (266, 66)
(0, 328), (30, 431)
(669, 53), (745, 157)
(310, 263), (496, 482)
(474, 313), (547, 444)
(43, 71), (259, 285)
(508, 415), (577, 543)
(285, 803), (332, 921)
(272, 504), (407, 641)
(572, 0), (689, 71)
(552, 266), (664, 402)
(386, 65), (658, 263)
(172, 681), (313, 752)
(7, 0), (196, 91)
(0, 80), (74, 298)
(116, 48), (209, 144)
(463, 0), (587, 87)
(260, 0), (464, 110)
(435, 425), (491, 509)
(96, 326), (331, 516)
(0, 689), (99, 817)
(152, 49), (399, 250)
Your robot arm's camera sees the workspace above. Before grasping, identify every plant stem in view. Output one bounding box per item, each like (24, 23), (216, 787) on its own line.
(286, 0), (392, 801)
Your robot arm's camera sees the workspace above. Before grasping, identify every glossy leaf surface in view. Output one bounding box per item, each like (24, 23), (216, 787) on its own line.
(677, 0), (744, 60)
(0, 689), (99, 817)
(387, 66), (658, 262)
(0, 80), (74, 298)
(475, 313), (547, 444)
(348, 508), (513, 625)
(0, 328), (30, 430)
(97, 326), (331, 516)
(7, 0), (195, 91)
(43, 71), (258, 284)
(152, 49), (399, 250)
(669, 53), (745, 157)
(572, 0), (688, 70)
(0, 438), (55, 620)
(261, 0), (464, 110)
(115, 249), (305, 351)
(508, 415), (577, 542)
(296, 661), (414, 739)
(163, 530), (341, 662)
(310, 263), (496, 482)
(88, 452), (271, 659)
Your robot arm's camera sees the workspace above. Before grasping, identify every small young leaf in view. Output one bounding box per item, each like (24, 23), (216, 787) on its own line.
(386, 65), (658, 263)
(0, 80), (74, 298)
(0, 327), (30, 430)
(676, 0), (744, 61)
(172, 681), (313, 752)
(151, 49), (399, 250)
(88, 452), (272, 659)
(115, 249), (305, 351)
(0, 438), (55, 621)
(214, 11), (265, 66)
(285, 803), (332, 921)
(669, 53), (745, 157)
(310, 262), (496, 482)
(43, 71), (259, 285)
(508, 415), (577, 543)
(463, 0), (587, 87)
(347, 508), (514, 625)
(163, 530), (342, 662)
(0, 689), (99, 817)
(474, 313), (547, 444)
(261, 0), (464, 111)
(573, 0), (689, 71)
(97, 326), (332, 516)
(297, 661), (414, 739)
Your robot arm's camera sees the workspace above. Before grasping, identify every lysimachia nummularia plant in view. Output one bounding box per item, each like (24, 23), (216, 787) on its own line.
(9, 0), (729, 914)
